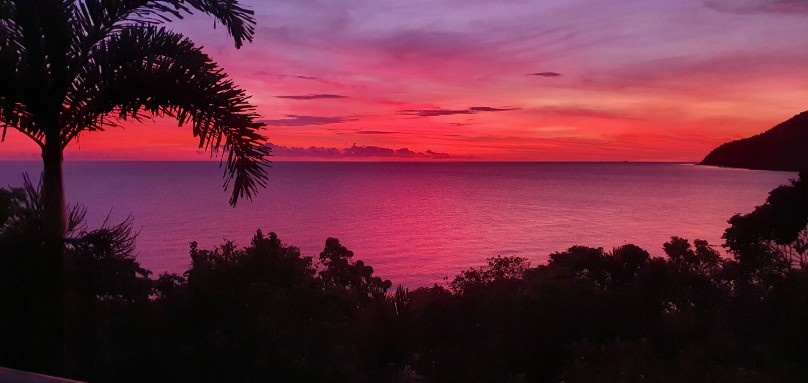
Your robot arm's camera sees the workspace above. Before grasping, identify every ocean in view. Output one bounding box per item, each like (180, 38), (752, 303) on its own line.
(0, 161), (795, 287)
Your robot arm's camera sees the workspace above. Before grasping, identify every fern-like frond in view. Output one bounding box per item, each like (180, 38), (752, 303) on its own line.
(64, 26), (269, 206)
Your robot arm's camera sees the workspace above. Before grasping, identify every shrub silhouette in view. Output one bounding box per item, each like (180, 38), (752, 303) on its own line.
(0, 177), (149, 378)
(2, 173), (808, 382)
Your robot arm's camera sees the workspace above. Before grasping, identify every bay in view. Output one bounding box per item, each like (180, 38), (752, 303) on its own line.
(0, 161), (795, 287)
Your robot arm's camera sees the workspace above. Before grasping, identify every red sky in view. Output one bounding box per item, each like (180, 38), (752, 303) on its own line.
(4, 0), (808, 161)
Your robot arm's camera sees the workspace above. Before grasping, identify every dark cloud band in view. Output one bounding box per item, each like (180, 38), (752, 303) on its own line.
(275, 94), (347, 100)
(399, 106), (520, 117)
(527, 72), (562, 77)
(260, 115), (358, 126)
(268, 143), (451, 159)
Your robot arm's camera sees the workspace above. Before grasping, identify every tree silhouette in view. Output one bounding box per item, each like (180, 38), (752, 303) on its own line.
(1, 0), (268, 242)
(0, 0), (267, 374)
(725, 171), (808, 274)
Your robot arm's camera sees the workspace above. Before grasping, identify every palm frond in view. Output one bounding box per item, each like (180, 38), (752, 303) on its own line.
(64, 1), (257, 133)
(67, 0), (184, 65)
(69, 0), (255, 48)
(5, 0), (73, 136)
(0, 36), (25, 142)
(1, 1), (21, 136)
(0, 2), (41, 145)
(0, 0), (15, 22)
(64, 26), (269, 206)
(38, 1), (73, 98)
(0, 2), (23, 93)
(181, 0), (255, 48)
(0, 110), (43, 146)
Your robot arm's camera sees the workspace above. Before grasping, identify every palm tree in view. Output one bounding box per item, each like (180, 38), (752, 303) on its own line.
(1, 0), (269, 245)
(0, 0), (268, 374)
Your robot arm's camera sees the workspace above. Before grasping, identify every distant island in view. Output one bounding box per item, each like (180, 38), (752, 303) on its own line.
(701, 111), (808, 171)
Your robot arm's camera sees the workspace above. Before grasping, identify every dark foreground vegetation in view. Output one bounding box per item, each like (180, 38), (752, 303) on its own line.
(1, 172), (807, 382)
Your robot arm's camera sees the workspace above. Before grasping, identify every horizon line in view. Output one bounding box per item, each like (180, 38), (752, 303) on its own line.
(0, 159), (699, 164)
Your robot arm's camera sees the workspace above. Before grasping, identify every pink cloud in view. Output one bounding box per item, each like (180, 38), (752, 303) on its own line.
(5, 0), (808, 162)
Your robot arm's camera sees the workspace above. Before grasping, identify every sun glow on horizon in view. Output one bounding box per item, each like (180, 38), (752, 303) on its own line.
(3, 0), (808, 162)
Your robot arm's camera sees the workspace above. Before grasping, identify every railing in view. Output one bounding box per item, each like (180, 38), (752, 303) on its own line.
(0, 367), (84, 383)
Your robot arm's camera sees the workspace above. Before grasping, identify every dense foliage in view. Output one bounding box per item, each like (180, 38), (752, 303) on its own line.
(1, 171), (807, 382)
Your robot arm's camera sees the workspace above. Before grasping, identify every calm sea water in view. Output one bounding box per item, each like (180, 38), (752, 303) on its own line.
(0, 162), (796, 287)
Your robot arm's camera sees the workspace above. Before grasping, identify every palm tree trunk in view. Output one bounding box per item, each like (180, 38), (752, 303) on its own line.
(42, 134), (67, 243)
(41, 131), (67, 376)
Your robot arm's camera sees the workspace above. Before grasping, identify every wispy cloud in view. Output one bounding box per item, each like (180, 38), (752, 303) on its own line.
(268, 143), (452, 159)
(260, 115), (358, 126)
(275, 94), (347, 100)
(90, 0), (808, 162)
(527, 72), (562, 77)
(705, 0), (808, 14)
(355, 130), (398, 135)
(469, 106), (520, 112)
(399, 109), (474, 117)
(538, 105), (636, 120)
(252, 73), (322, 81)
(399, 106), (520, 117)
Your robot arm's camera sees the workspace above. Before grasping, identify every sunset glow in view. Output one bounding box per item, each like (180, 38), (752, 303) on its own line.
(4, 0), (808, 161)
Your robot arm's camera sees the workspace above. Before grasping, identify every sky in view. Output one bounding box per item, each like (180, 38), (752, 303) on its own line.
(4, 0), (808, 161)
